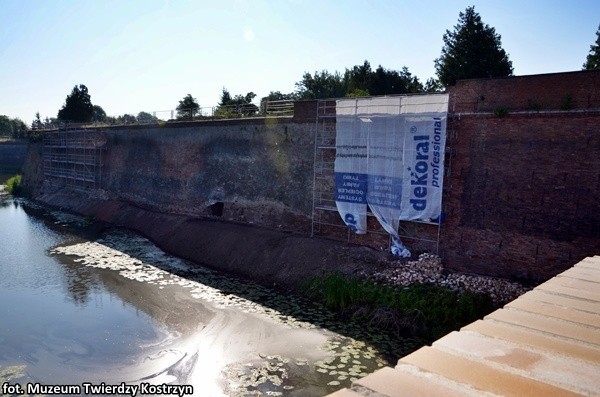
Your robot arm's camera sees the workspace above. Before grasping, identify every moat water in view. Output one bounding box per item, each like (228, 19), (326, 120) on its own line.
(0, 185), (418, 396)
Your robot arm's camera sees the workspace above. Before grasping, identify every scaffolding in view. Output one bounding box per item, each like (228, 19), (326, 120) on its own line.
(311, 97), (448, 255)
(43, 127), (106, 191)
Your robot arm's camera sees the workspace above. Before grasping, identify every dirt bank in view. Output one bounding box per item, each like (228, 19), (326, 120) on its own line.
(36, 189), (389, 292)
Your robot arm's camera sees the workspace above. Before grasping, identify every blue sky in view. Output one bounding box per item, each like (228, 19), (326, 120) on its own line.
(1, 0), (598, 123)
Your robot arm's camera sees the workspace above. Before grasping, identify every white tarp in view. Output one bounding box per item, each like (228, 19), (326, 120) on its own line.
(334, 99), (368, 234)
(334, 94), (449, 256)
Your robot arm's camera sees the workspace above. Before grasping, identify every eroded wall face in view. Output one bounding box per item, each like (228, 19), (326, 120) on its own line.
(102, 119), (315, 232)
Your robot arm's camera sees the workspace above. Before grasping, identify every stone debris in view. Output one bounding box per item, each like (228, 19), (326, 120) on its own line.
(359, 253), (530, 303)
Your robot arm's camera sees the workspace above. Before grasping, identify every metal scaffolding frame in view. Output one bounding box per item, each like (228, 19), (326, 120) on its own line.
(311, 97), (448, 255)
(43, 127), (107, 191)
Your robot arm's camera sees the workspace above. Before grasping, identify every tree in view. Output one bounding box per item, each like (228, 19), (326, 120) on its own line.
(295, 61), (424, 99)
(0, 116), (29, 139)
(32, 112), (43, 130)
(295, 70), (348, 99)
(137, 111), (158, 123)
(10, 118), (28, 139)
(215, 88), (258, 117)
(176, 94), (200, 119)
(92, 105), (107, 122)
(0, 116), (12, 138)
(424, 78), (444, 93)
(367, 65), (423, 95)
(57, 84), (94, 122)
(434, 6), (513, 86)
(583, 24), (600, 70)
(259, 91), (298, 114)
(117, 114), (136, 124)
(346, 60), (373, 93)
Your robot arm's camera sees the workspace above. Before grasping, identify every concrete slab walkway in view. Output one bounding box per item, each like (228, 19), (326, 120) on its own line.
(328, 256), (600, 396)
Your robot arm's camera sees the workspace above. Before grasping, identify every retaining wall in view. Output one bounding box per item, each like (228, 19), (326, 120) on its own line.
(25, 71), (600, 282)
(99, 113), (316, 233)
(0, 140), (27, 177)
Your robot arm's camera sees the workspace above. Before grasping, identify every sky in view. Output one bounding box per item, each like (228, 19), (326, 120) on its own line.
(1, 0), (598, 124)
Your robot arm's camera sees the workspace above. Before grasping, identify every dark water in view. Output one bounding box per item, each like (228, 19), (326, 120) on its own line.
(0, 194), (416, 396)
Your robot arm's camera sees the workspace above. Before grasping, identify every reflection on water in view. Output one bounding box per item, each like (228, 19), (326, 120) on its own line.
(0, 195), (419, 396)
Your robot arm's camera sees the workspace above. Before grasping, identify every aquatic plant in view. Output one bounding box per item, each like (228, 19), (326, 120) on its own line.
(303, 272), (497, 341)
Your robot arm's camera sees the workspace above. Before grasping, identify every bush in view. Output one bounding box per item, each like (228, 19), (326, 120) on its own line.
(5, 174), (23, 196)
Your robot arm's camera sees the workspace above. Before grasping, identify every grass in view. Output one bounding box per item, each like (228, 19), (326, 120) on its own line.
(303, 272), (497, 342)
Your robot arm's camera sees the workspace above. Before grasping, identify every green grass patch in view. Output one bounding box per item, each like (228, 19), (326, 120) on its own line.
(303, 272), (497, 341)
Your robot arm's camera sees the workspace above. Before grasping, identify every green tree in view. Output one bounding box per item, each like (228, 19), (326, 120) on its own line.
(367, 65), (423, 95)
(295, 70), (348, 99)
(10, 118), (28, 139)
(92, 105), (107, 122)
(434, 6), (513, 86)
(117, 114), (136, 124)
(32, 112), (43, 130)
(216, 88), (258, 117)
(424, 78), (444, 93)
(583, 24), (600, 70)
(219, 88), (232, 106)
(259, 91), (298, 114)
(137, 111), (158, 123)
(346, 60), (373, 93)
(0, 116), (29, 139)
(176, 94), (200, 119)
(296, 61), (424, 99)
(57, 84), (94, 122)
(0, 115), (12, 138)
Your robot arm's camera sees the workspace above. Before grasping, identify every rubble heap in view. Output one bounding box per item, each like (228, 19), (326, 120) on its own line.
(360, 253), (531, 303)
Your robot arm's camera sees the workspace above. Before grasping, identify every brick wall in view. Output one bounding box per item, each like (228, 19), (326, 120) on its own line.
(442, 70), (600, 281)
(450, 70), (600, 113)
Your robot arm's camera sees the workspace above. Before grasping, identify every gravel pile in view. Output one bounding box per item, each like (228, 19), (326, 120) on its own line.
(360, 253), (530, 303)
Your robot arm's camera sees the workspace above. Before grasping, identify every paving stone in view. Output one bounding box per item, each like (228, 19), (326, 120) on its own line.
(537, 282), (600, 303)
(462, 320), (600, 363)
(399, 346), (580, 397)
(554, 276), (600, 294)
(355, 365), (472, 397)
(506, 299), (600, 328)
(560, 267), (600, 284)
(433, 331), (599, 395)
(519, 289), (600, 314)
(486, 309), (600, 345)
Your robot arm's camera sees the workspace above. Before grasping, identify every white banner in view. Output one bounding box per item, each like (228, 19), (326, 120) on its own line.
(400, 115), (447, 221)
(334, 98), (368, 234)
(334, 95), (448, 253)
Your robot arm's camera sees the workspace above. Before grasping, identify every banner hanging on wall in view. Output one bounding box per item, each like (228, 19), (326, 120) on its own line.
(334, 94), (449, 256)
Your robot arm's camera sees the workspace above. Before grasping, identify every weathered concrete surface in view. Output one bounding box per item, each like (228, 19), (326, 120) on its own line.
(102, 118), (315, 233)
(0, 140), (27, 176)
(35, 189), (385, 291)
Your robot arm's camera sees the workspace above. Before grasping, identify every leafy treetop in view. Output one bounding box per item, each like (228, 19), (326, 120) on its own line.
(57, 84), (94, 122)
(294, 61), (425, 99)
(216, 88), (258, 116)
(176, 94), (200, 119)
(583, 24), (600, 70)
(434, 6), (513, 86)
